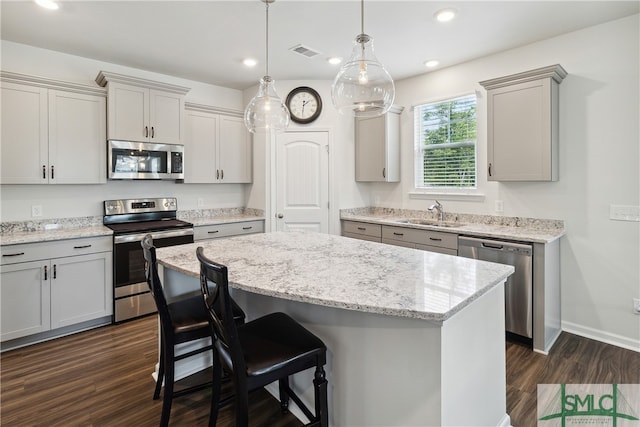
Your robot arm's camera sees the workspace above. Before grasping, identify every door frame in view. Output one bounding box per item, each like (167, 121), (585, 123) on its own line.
(267, 128), (335, 234)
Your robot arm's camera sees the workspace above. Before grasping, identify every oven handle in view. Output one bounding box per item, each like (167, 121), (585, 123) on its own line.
(114, 228), (194, 244)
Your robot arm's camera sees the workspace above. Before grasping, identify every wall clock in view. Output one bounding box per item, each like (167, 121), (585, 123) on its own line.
(285, 86), (322, 124)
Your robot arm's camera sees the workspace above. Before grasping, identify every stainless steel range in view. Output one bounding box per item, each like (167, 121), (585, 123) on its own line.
(103, 197), (194, 322)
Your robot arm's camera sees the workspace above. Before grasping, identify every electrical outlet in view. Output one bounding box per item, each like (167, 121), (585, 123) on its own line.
(197, 198), (205, 208)
(633, 298), (640, 315)
(31, 205), (43, 217)
(495, 200), (504, 213)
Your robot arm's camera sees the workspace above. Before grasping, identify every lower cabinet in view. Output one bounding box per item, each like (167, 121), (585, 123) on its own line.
(194, 220), (265, 241)
(341, 220), (382, 242)
(0, 236), (112, 342)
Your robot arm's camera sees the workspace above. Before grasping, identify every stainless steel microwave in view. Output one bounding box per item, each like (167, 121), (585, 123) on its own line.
(108, 140), (184, 180)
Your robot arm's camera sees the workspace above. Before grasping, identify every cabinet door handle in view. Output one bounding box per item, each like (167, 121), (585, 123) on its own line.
(216, 169), (220, 180)
(145, 126), (149, 138)
(357, 227), (366, 231)
(393, 232), (404, 236)
(382, 168), (386, 179)
(207, 230), (219, 234)
(429, 237), (442, 242)
(242, 226), (253, 230)
(53, 264), (57, 279)
(73, 245), (92, 249)
(151, 126), (155, 138)
(488, 163), (492, 177)
(221, 170), (224, 180)
(43, 165), (46, 179)
(44, 265), (48, 280)
(51, 165), (54, 179)
(3, 252), (25, 257)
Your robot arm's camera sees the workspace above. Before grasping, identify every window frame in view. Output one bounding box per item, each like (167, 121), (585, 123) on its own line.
(412, 93), (483, 201)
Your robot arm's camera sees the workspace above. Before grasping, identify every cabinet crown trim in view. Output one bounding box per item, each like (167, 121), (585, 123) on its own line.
(95, 70), (190, 95)
(1, 71), (106, 96)
(479, 64), (567, 91)
(185, 102), (243, 118)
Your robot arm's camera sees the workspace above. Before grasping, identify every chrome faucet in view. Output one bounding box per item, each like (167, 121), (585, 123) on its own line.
(428, 200), (444, 221)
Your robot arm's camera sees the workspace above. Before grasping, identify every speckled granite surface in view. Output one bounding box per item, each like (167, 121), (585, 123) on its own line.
(156, 231), (514, 323)
(0, 208), (265, 246)
(341, 207), (565, 243)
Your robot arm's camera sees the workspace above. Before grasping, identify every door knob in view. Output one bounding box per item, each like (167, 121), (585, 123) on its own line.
(276, 213), (284, 219)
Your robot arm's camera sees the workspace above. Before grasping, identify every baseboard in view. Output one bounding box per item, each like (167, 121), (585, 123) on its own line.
(497, 413), (512, 427)
(561, 321), (640, 352)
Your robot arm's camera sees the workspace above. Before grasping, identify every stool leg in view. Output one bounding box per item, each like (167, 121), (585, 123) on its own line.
(159, 345), (175, 427)
(209, 351), (222, 427)
(154, 334), (165, 400)
(314, 365), (328, 427)
(278, 377), (290, 413)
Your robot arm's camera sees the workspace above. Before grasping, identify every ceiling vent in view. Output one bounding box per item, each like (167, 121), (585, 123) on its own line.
(289, 44), (322, 59)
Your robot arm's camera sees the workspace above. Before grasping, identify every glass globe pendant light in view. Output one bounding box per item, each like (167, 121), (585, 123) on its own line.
(244, 0), (290, 133)
(331, 0), (395, 117)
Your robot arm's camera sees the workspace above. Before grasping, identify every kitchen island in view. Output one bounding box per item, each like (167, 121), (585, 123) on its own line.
(156, 231), (514, 426)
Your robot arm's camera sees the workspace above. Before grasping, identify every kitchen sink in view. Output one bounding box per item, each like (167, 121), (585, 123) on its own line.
(394, 219), (465, 228)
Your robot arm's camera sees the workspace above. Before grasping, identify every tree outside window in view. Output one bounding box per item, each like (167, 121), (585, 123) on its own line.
(415, 95), (477, 189)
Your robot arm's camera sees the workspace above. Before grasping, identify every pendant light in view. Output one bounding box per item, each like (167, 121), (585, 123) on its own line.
(244, 0), (290, 133)
(331, 0), (395, 117)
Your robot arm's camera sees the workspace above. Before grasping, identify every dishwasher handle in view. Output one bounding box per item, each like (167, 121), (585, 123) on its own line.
(458, 236), (532, 256)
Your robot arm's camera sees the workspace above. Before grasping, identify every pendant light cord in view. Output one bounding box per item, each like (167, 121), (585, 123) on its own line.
(265, 1), (270, 77)
(360, 0), (364, 35)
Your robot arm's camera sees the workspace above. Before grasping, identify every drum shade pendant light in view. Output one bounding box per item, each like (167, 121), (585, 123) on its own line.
(244, 0), (290, 133)
(331, 0), (395, 117)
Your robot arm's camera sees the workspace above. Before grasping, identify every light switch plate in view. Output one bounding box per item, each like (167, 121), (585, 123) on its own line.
(610, 205), (640, 222)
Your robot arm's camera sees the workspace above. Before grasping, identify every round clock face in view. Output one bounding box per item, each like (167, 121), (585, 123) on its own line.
(286, 87), (322, 124)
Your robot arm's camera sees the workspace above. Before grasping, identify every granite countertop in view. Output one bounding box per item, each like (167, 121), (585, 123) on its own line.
(341, 207), (565, 244)
(156, 231), (514, 323)
(0, 208), (266, 246)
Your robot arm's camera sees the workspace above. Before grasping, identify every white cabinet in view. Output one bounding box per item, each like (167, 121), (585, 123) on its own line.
(341, 220), (382, 242)
(194, 220), (264, 241)
(0, 236), (113, 342)
(480, 64), (567, 182)
(95, 71), (190, 144)
(1, 73), (107, 184)
(355, 105), (403, 182)
(185, 104), (252, 184)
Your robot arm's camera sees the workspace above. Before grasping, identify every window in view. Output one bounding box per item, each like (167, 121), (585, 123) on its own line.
(414, 94), (477, 190)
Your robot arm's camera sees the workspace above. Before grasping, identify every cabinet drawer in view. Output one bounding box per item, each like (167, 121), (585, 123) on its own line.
(1, 236), (112, 265)
(415, 243), (458, 256)
(194, 220), (264, 241)
(342, 221), (382, 238)
(343, 232), (381, 243)
(382, 225), (457, 250)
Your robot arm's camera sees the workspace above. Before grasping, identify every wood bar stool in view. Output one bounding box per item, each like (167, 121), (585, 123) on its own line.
(141, 235), (246, 427)
(196, 246), (329, 427)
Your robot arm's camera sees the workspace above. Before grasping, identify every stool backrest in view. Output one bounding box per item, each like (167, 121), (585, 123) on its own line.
(196, 247), (246, 375)
(141, 234), (173, 339)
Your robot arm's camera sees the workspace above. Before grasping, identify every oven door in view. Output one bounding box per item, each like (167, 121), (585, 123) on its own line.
(113, 228), (193, 322)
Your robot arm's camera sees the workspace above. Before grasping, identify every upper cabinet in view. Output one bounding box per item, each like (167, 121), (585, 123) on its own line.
(1, 72), (107, 184)
(184, 103), (252, 184)
(355, 105), (403, 182)
(480, 64), (567, 182)
(95, 71), (190, 144)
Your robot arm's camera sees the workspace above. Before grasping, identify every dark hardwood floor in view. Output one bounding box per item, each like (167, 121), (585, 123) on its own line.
(1, 315), (638, 426)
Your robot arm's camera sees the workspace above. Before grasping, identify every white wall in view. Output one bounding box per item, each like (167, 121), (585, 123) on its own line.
(0, 41), (247, 220)
(374, 15), (640, 347)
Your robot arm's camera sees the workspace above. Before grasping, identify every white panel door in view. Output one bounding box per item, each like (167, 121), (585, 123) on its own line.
(275, 131), (329, 233)
(149, 89), (184, 144)
(107, 82), (149, 142)
(185, 109), (218, 183)
(219, 116), (252, 183)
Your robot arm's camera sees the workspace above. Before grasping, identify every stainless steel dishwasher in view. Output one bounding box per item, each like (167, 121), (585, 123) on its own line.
(458, 236), (533, 339)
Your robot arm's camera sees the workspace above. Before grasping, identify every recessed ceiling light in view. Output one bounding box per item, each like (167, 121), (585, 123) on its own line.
(434, 8), (457, 22)
(327, 57), (342, 65)
(243, 58), (258, 67)
(425, 60), (439, 68)
(35, 0), (59, 10)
